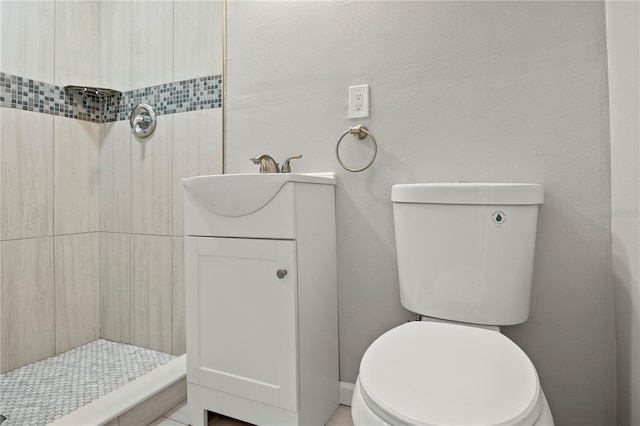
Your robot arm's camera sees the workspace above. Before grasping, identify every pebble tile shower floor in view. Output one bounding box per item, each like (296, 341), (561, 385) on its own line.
(0, 339), (176, 426)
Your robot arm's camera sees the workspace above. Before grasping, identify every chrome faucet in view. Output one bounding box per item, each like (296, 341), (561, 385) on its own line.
(250, 154), (280, 173)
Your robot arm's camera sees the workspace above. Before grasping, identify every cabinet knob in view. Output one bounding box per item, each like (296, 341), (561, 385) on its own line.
(276, 269), (288, 279)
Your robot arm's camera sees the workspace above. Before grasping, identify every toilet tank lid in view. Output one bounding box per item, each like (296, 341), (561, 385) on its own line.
(392, 183), (544, 205)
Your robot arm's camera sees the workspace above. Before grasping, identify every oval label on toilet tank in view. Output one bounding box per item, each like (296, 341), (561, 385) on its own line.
(492, 211), (506, 225)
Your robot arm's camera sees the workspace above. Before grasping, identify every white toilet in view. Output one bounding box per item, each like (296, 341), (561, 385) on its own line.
(351, 183), (554, 426)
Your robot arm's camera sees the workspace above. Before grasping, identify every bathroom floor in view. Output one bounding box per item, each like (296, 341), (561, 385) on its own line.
(147, 401), (354, 426)
(0, 339), (175, 426)
(148, 401), (353, 426)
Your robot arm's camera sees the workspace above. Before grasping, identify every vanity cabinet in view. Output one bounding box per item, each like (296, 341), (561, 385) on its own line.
(183, 173), (338, 426)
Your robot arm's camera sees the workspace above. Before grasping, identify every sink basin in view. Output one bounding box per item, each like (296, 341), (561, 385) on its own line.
(182, 173), (335, 217)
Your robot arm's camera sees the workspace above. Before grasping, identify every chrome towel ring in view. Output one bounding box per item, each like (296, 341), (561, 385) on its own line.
(335, 125), (378, 172)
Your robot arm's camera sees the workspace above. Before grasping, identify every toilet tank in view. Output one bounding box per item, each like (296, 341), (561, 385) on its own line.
(391, 183), (544, 326)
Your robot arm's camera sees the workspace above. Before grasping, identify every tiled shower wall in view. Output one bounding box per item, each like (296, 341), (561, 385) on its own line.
(0, 1), (223, 372)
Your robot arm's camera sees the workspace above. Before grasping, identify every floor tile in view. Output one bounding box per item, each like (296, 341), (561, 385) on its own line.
(326, 405), (354, 426)
(147, 416), (187, 426)
(162, 401), (189, 424)
(0, 339), (175, 426)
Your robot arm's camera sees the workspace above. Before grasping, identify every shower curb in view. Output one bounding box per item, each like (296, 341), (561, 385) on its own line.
(47, 354), (186, 426)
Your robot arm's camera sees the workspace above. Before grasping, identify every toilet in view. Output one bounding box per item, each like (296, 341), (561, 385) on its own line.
(351, 183), (554, 426)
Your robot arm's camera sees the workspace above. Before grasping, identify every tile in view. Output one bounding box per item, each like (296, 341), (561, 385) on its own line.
(132, 1), (173, 88)
(173, 109), (223, 236)
(172, 238), (186, 355)
(130, 235), (173, 353)
(0, 72), (223, 123)
(100, 1), (132, 91)
(174, 1), (224, 79)
(162, 401), (189, 424)
(0, 71), (106, 122)
(0, 237), (55, 373)
(100, 233), (131, 343)
(118, 379), (186, 426)
(54, 233), (100, 354)
(0, 1), (54, 83)
(147, 416), (186, 426)
(100, 121), (132, 233)
(325, 405), (354, 426)
(0, 72), (104, 121)
(0, 339), (175, 426)
(0, 108), (54, 240)
(54, 0), (99, 87)
(53, 116), (100, 235)
(107, 76), (223, 122)
(131, 114), (173, 235)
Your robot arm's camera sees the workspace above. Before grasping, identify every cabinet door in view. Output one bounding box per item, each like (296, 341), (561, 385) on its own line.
(185, 237), (298, 412)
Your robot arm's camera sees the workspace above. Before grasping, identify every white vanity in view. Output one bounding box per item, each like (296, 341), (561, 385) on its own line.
(183, 173), (339, 426)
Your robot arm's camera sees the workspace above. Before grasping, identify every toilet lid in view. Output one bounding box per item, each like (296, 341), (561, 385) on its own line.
(359, 321), (542, 426)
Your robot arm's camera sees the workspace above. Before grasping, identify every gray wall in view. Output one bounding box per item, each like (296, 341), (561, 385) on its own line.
(606, 2), (640, 425)
(225, 2), (616, 425)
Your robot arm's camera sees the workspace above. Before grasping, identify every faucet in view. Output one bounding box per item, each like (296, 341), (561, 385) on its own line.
(250, 154), (280, 173)
(250, 154), (303, 173)
(281, 155), (302, 173)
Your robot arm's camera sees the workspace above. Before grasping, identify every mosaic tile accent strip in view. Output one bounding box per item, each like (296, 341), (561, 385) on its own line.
(0, 73), (103, 122)
(103, 76), (223, 122)
(0, 339), (175, 426)
(0, 72), (223, 123)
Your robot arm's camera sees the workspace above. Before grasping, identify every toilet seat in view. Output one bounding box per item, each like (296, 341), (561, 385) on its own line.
(358, 321), (543, 426)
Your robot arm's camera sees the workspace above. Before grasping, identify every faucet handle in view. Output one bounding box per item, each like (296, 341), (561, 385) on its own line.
(281, 155), (302, 173)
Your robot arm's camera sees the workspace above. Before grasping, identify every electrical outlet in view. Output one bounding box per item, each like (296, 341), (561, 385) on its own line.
(349, 84), (369, 118)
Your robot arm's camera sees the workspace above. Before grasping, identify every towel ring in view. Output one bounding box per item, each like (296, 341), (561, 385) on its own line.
(335, 125), (378, 172)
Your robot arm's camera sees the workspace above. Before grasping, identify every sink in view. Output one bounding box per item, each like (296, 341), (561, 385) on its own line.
(182, 173), (335, 217)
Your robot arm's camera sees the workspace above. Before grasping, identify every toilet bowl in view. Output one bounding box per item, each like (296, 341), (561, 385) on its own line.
(351, 321), (553, 426)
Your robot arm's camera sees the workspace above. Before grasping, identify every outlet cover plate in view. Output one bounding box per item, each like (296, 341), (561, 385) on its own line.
(349, 84), (369, 118)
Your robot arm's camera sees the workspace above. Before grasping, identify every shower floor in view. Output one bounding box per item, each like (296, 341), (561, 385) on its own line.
(0, 339), (175, 426)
